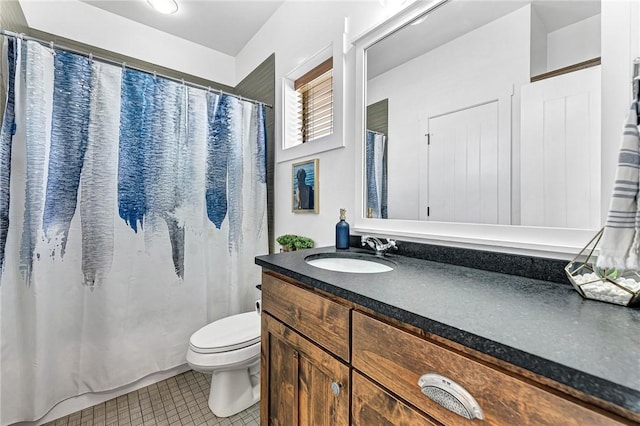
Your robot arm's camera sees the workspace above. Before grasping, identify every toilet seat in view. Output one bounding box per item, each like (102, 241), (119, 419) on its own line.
(185, 310), (262, 417)
(189, 311), (260, 354)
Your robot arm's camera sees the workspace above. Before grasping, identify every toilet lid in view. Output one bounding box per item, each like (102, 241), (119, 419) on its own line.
(189, 311), (260, 354)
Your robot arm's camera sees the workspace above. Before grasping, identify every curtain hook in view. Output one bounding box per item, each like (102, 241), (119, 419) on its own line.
(153, 71), (157, 79)
(18, 33), (24, 40)
(49, 41), (54, 50)
(88, 52), (93, 61)
(122, 62), (126, 71)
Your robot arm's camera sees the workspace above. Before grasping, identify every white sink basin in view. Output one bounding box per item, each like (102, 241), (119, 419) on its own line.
(305, 254), (394, 273)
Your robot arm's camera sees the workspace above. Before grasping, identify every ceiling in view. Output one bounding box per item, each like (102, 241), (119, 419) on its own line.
(367, 0), (601, 79)
(79, 0), (600, 66)
(82, 0), (284, 56)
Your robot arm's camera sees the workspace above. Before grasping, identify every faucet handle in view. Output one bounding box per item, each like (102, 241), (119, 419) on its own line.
(360, 235), (375, 246)
(387, 239), (398, 249)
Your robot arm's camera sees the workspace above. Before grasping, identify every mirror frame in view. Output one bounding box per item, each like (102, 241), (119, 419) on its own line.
(353, 0), (615, 259)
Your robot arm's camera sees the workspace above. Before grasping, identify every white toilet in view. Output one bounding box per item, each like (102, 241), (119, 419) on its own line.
(186, 311), (261, 418)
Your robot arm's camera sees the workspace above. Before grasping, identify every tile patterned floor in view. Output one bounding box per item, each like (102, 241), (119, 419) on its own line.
(43, 371), (259, 426)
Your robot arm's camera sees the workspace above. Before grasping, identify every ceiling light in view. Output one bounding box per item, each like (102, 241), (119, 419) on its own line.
(147, 0), (178, 15)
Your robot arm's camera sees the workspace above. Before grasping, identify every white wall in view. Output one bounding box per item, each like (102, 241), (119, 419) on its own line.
(235, 1), (409, 249)
(547, 14), (601, 71)
(530, 6), (548, 76)
(366, 6), (530, 220)
(18, 0), (236, 86)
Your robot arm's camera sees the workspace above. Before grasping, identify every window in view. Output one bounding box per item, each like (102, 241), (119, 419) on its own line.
(294, 57), (333, 143)
(280, 44), (344, 162)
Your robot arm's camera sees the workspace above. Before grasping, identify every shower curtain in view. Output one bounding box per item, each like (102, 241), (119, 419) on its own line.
(0, 38), (268, 424)
(365, 130), (387, 219)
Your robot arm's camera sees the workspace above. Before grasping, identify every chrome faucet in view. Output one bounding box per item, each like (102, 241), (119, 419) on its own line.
(361, 235), (398, 257)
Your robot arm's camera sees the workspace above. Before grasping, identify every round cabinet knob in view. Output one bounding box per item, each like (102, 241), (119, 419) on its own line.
(331, 381), (342, 396)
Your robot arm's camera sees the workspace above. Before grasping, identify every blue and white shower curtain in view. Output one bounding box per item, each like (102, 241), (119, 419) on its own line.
(365, 130), (387, 219)
(0, 38), (268, 423)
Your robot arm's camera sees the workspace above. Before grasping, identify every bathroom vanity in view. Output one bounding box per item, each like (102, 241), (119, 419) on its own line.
(256, 247), (640, 425)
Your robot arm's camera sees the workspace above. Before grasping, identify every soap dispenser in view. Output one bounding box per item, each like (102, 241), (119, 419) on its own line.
(336, 208), (350, 250)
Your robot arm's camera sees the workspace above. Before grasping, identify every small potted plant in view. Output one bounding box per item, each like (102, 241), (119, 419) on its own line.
(276, 234), (314, 252)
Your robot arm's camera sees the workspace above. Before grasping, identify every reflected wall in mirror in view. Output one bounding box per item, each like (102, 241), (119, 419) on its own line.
(365, 0), (602, 229)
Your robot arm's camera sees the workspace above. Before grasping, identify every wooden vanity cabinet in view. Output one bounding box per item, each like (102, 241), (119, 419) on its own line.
(261, 273), (350, 425)
(260, 271), (633, 426)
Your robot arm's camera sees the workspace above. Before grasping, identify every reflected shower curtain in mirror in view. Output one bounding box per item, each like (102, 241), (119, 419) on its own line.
(365, 130), (387, 218)
(0, 38), (268, 424)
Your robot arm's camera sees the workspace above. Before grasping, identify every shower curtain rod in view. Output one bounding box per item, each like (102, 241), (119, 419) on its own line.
(0, 29), (273, 109)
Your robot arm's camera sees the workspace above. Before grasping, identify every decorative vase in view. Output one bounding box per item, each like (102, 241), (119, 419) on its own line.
(565, 228), (640, 307)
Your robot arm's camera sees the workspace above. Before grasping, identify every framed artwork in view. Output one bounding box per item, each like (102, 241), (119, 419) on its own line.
(292, 159), (319, 213)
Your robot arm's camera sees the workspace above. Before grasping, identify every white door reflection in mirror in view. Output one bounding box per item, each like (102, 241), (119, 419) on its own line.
(520, 66), (601, 229)
(424, 101), (503, 224)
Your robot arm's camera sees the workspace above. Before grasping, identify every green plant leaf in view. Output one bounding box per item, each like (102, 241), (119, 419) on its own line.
(276, 234), (314, 250)
(595, 266), (620, 280)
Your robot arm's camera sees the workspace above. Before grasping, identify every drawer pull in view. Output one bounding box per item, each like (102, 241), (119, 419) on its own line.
(418, 374), (484, 420)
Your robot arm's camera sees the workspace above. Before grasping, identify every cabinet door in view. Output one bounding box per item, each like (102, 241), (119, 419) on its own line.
(261, 313), (350, 426)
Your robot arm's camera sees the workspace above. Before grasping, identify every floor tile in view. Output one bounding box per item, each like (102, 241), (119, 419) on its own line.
(42, 371), (259, 426)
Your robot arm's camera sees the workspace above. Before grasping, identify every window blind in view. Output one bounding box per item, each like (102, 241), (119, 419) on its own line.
(294, 57), (333, 143)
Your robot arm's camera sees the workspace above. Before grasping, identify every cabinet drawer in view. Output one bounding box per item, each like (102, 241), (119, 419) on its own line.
(352, 312), (623, 425)
(353, 371), (437, 426)
(262, 272), (350, 361)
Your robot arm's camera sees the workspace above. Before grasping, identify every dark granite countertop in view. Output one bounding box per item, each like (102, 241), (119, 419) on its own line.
(255, 246), (640, 416)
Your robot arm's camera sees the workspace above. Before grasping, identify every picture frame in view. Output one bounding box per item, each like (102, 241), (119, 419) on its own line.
(292, 159), (319, 213)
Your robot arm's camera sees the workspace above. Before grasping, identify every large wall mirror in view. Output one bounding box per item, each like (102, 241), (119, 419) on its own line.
(354, 0), (627, 256)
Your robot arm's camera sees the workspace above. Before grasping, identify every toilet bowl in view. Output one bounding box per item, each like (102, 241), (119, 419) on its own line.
(186, 311), (261, 418)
